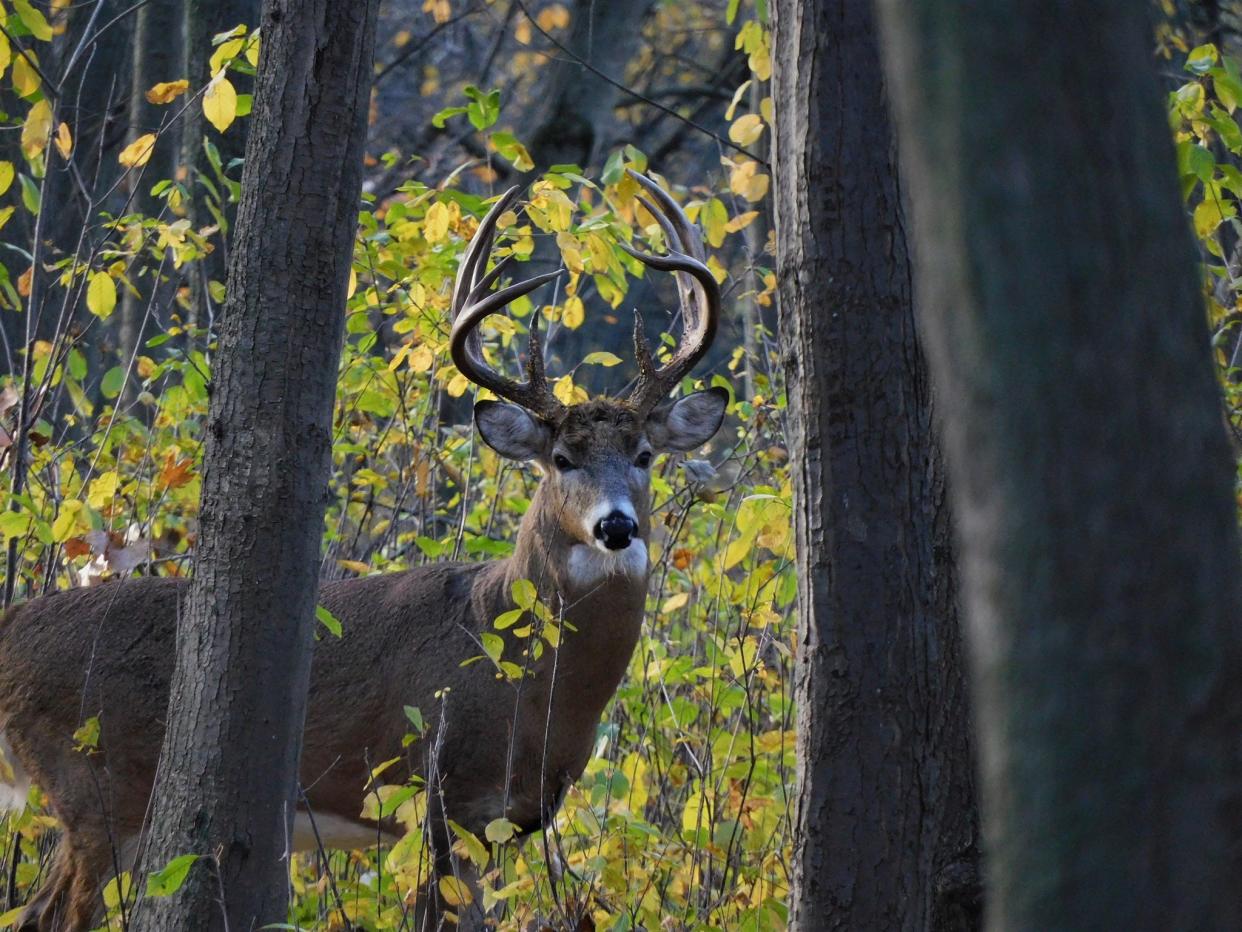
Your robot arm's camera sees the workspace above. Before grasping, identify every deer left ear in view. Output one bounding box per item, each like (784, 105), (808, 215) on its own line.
(646, 387), (728, 452)
(475, 401), (552, 461)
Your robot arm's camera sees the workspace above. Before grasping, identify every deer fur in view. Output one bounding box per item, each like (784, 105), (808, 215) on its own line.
(0, 391), (726, 931)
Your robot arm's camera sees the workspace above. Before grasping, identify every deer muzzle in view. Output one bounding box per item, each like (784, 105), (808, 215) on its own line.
(594, 510), (638, 551)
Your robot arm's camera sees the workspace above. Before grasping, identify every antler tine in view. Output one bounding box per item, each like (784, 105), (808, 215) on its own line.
(620, 170), (721, 414)
(450, 188), (566, 420)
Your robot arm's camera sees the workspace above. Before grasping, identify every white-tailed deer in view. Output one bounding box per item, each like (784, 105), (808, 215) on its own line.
(0, 171), (725, 931)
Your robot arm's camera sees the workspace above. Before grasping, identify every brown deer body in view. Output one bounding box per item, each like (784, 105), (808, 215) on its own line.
(0, 173), (726, 931)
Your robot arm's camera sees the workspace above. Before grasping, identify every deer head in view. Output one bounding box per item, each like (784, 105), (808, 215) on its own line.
(449, 172), (727, 574)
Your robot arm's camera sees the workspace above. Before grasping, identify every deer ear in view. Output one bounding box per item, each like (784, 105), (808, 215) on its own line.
(646, 387), (728, 452)
(475, 401), (552, 461)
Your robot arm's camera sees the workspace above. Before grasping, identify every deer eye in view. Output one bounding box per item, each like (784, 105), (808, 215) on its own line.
(635, 451), (653, 469)
(553, 453), (575, 471)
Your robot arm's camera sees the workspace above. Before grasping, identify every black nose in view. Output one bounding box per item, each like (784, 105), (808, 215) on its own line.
(594, 510), (638, 550)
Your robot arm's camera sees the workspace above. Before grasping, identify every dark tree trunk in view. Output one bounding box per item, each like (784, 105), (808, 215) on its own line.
(118, 0), (184, 377)
(876, 2), (1242, 929)
(130, 2), (380, 929)
(527, 0), (654, 172)
(772, 2), (980, 930)
(182, 0), (261, 334)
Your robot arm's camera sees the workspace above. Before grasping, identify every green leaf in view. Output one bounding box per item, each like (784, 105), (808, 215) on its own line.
(316, 604), (342, 637)
(19, 175), (40, 215)
(581, 351), (622, 367)
(493, 608), (523, 630)
(403, 705), (425, 734)
(145, 854), (200, 897)
(484, 817), (518, 844)
(464, 85), (501, 130)
(1187, 43), (1219, 75)
(602, 148), (626, 186)
(0, 511), (31, 540)
(510, 577), (537, 610)
(100, 366), (125, 399)
(432, 105), (467, 128)
(480, 632), (504, 664)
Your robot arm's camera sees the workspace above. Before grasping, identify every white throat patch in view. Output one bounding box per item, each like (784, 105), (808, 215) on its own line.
(567, 539), (649, 592)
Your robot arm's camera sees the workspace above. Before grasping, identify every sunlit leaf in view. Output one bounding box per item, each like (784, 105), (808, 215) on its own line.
(118, 133), (157, 168)
(203, 75), (238, 132)
(146, 80), (190, 104)
(86, 272), (117, 319)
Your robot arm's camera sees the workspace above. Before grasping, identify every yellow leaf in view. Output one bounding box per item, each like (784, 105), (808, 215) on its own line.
(86, 271), (117, 319)
(203, 76), (238, 132)
(438, 876), (473, 907)
(11, 53), (40, 98)
(0, 32), (11, 80)
(621, 752), (649, 812)
(749, 45), (772, 81)
(0, 207), (14, 235)
(53, 122), (71, 159)
(536, 3), (569, 30)
(661, 592), (689, 614)
(725, 79), (752, 122)
(20, 99), (52, 158)
(561, 295), (585, 329)
(209, 37), (245, 76)
(729, 113), (764, 147)
(407, 344), (434, 372)
(553, 374), (587, 405)
(0, 162), (13, 197)
(725, 210), (759, 233)
(446, 371), (470, 397)
(145, 80), (189, 105)
(424, 201), (450, 242)
(761, 95), (774, 123)
(244, 35), (260, 68)
(86, 471), (120, 510)
(13, 0), (53, 41)
(118, 133), (157, 168)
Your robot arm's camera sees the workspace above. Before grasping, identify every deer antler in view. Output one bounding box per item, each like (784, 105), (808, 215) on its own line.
(618, 170), (721, 415)
(450, 186), (565, 421)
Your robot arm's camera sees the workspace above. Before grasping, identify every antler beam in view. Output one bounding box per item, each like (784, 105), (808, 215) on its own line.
(619, 170), (721, 414)
(449, 187), (565, 421)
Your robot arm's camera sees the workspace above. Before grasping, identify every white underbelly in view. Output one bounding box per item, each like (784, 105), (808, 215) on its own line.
(0, 729), (30, 812)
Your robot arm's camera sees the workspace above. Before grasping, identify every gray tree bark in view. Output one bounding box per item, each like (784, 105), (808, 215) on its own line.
(772, 2), (980, 930)
(130, 1), (380, 929)
(876, 2), (1242, 929)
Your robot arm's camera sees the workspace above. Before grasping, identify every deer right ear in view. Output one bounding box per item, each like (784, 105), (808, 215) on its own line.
(474, 401), (552, 461)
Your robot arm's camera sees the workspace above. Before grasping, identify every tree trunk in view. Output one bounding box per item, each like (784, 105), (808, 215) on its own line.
(118, 0), (184, 379)
(130, 2), (379, 929)
(772, 2), (980, 930)
(527, 0), (655, 173)
(875, 2), (1242, 929)
(182, 0), (261, 335)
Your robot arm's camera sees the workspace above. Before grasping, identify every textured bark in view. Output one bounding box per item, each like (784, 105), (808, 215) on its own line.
(182, 0), (261, 332)
(772, 2), (980, 930)
(876, 2), (1242, 929)
(118, 0), (184, 376)
(130, 2), (380, 929)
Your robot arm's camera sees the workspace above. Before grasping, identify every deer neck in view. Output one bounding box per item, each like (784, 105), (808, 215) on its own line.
(504, 481), (650, 609)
